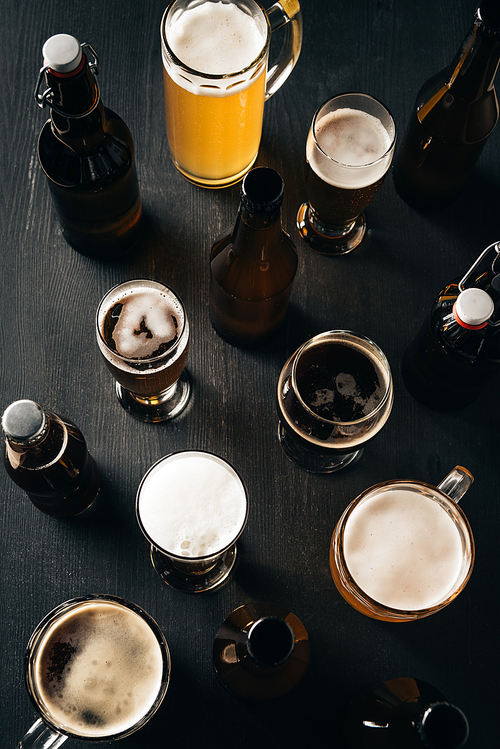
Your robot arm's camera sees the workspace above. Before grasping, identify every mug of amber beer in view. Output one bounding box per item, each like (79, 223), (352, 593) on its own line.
(160, 0), (302, 188)
(330, 467), (475, 622)
(20, 595), (170, 747)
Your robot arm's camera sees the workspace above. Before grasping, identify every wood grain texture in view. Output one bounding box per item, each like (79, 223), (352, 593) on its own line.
(1, 0), (498, 747)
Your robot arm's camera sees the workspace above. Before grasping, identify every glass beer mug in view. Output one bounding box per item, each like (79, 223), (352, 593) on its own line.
(330, 467), (475, 622)
(160, 0), (303, 188)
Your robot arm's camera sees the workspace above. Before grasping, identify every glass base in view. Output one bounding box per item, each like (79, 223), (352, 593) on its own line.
(150, 544), (238, 593)
(115, 370), (191, 423)
(173, 154), (258, 189)
(297, 203), (366, 255)
(278, 421), (363, 473)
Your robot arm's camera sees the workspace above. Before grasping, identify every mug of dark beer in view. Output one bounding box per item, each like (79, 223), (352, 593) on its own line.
(20, 595), (170, 747)
(297, 92), (396, 254)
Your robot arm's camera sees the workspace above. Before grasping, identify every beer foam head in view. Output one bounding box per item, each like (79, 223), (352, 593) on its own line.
(166, 1), (266, 75)
(138, 451), (247, 558)
(111, 291), (179, 359)
(343, 489), (464, 611)
(35, 601), (165, 738)
(308, 108), (394, 189)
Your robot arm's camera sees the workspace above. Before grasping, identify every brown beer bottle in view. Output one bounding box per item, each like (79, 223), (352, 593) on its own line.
(393, 0), (500, 209)
(212, 602), (310, 700)
(34, 34), (142, 258)
(2, 399), (100, 518)
(402, 241), (500, 409)
(209, 167), (298, 346)
(342, 677), (469, 748)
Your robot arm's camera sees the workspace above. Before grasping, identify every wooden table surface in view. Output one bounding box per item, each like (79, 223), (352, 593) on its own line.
(1, 0), (498, 746)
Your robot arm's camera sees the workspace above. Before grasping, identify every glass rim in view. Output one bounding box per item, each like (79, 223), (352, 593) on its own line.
(160, 0), (271, 82)
(96, 278), (187, 366)
(24, 594), (171, 742)
(334, 481), (475, 619)
(136, 449), (249, 562)
(311, 91), (397, 169)
(290, 330), (393, 426)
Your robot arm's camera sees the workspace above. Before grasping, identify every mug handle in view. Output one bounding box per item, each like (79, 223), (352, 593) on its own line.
(19, 718), (67, 748)
(437, 466), (474, 504)
(265, 0), (303, 99)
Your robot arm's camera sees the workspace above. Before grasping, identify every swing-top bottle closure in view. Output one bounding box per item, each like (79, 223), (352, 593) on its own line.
(34, 33), (100, 118)
(453, 239), (500, 329)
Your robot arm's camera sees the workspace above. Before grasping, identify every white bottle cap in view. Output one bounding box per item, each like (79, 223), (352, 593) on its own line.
(42, 34), (82, 73)
(454, 287), (494, 326)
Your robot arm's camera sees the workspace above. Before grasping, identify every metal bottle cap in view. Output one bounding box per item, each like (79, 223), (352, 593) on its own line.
(454, 288), (494, 327)
(241, 167), (284, 215)
(42, 34), (82, 73)
(1, 400), (47, 444)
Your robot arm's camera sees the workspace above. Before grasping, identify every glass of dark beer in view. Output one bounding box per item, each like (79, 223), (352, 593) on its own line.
(96, 279), (190, 422)
(297, 93), (396, 255)
(20, 594), (170, 747)
(277, 330), (393, 473)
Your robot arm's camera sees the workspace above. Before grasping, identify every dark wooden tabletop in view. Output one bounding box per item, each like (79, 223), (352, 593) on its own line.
(1, 0), (499, 746)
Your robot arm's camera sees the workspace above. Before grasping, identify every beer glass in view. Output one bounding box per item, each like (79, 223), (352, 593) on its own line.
(160, 0), (303, 188)
(330, 467), (475, 622)
(136, 450), (248, 592)
(96, 279), (190, 423)
(297, 93), (396, 254)
(277, 330), (393, 473)
(20, 594), (171, 747)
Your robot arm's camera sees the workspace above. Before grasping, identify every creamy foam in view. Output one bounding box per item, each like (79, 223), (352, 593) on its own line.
(167, 1), (265, 75)
(308, 108), (393, 189)
(343, 489), (464, 610)
(35, 601), (164, 738)
(138, 452), (247, 557)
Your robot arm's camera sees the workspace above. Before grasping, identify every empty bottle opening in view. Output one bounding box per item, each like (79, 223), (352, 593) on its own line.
(246, 617), (295, 667)
(420, 703), (469, 749)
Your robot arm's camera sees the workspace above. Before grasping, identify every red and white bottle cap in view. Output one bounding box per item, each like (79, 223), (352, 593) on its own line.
(42, 34), (82, 74)
(453, 288), (494, 330)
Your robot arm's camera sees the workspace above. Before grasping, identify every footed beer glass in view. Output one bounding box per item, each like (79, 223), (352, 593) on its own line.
(161, 0), (302, 188)
(297, 93), (396, 254)
(277, 330), (393, 473)
(96, 279), (190, 423)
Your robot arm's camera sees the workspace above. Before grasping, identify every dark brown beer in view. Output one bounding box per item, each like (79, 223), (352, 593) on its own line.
(97, 282), (189, 398)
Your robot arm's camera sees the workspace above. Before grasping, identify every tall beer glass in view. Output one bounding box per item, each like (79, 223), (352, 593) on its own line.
(136, 450), (248, 592)
(330, 467), (475, 622)
(297, 93), (396, 254)
(277, 330), (393, 473)
(96, 279), (190, 423)
(20, 595), (170, 747)
(160, 0), (302, 188)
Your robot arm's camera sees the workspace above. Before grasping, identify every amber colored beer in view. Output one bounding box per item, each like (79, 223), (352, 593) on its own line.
(161, 0), (269, 187)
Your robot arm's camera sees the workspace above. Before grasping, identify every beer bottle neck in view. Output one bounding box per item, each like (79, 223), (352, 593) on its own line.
(445, 6), (500, 102)
(45, 55), (108, 148)
(231, 202), (283, 259)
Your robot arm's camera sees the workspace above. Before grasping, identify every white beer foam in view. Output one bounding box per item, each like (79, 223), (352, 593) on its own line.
(139, 452), (247, 558)
(343, 489), (463, 610)
(112, 291), (177, 359)
(36, 601), (163, 738)
(167, 1), (265, 75)
(308, 108), (393, 189)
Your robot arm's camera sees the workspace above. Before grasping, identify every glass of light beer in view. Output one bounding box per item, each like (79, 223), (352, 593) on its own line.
(20, 595), (170, 747)
(160, 0), (303, 188)
(277, 330), (393, 473)
(96, 279), (190, 423)
(297, 93), (396, 254)
(330, 467), (475, 622)
(136, 450), (248, 593)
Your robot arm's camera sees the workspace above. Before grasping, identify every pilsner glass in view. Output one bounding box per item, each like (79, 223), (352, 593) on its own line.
(136, 450), (248, 593)
(20, 595), (170, 747)
(160, 0), (302, 188)
(277, 330), (393, 473)
(330, 467), (475, 622)
(96, 279), (190, 423)
(297, 93), (396, 254)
